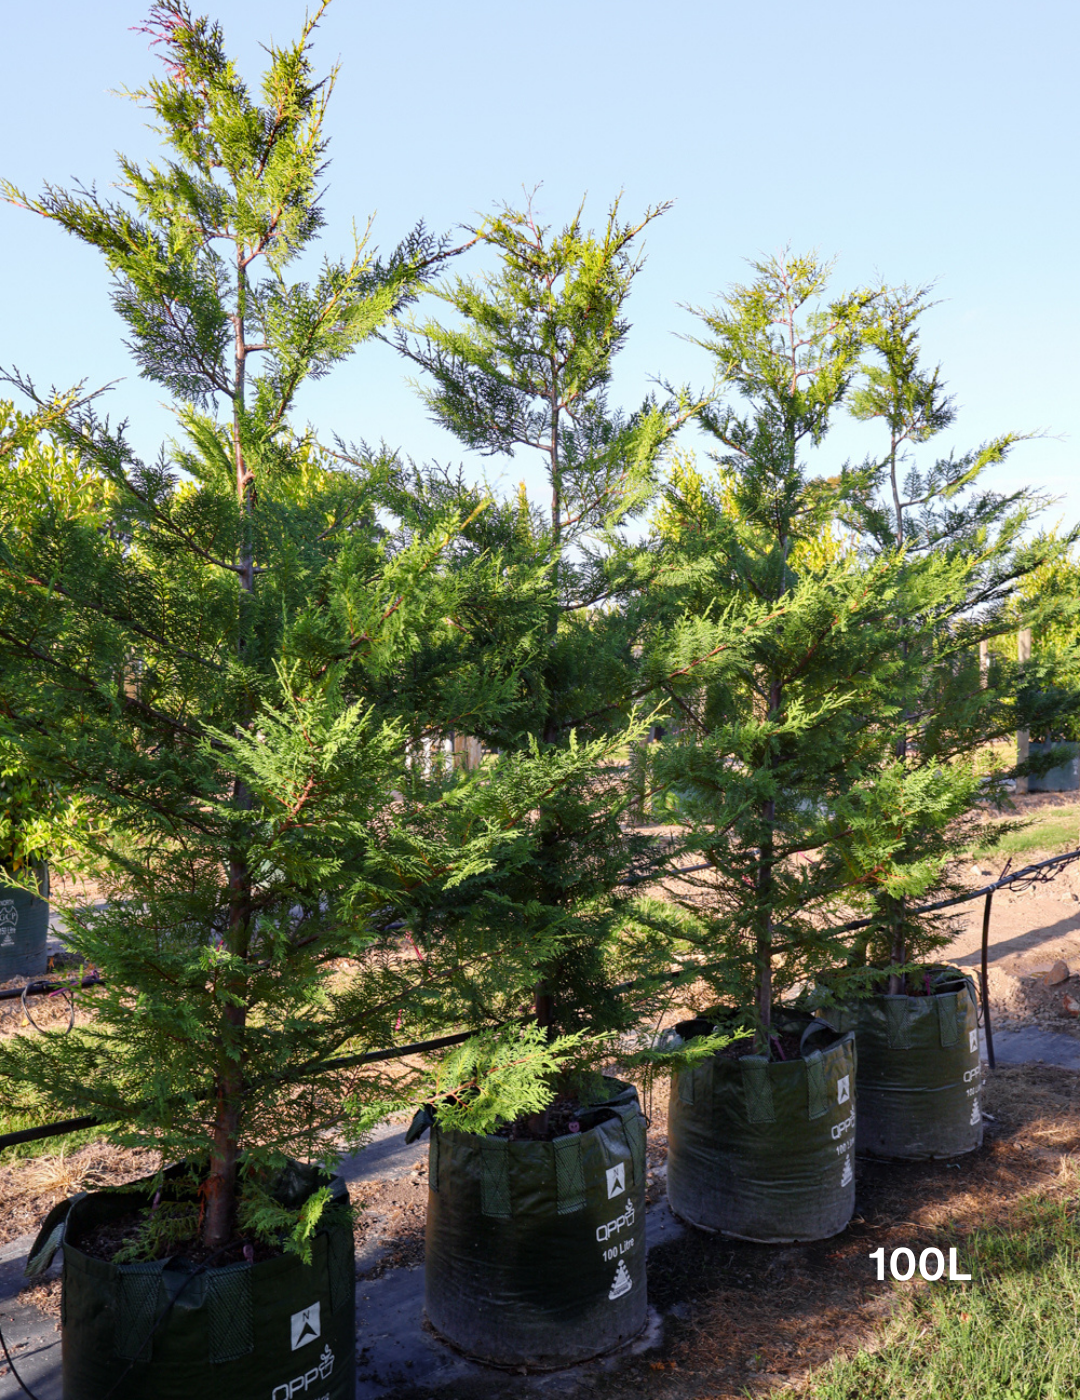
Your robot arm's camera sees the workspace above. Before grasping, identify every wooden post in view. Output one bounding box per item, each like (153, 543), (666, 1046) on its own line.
(1016, 627), (1032, 795)
(451, 732), (482, 772)
(980, 889), (996, 1071)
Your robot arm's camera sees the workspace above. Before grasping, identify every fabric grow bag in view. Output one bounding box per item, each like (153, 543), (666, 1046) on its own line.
(666, 1019), (857, 1242)
(1029, 741), (1080, 792)
(26, 1161), (355, 1400)
(424, 1079), (647, 1367)
(0, 864), (49, 981)
(825, 968), (983, 1159)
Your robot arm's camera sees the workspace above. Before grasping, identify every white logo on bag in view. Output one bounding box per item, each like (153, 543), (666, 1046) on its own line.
(970, 1099), (981, 1127)
(596, 1200), (636, 1242)
(0, 902), (16, 946)
(836, 1076), (850, 1105)
(290, 1302), (321, 1351)
(606, 1164), (626, 1199)
(840, 1153), (853, 1187)
(831, 1110), (856, 1141)
(969, 1030), (978, 1054)
(272, 1344), (335, 1399)
(608, 1260), (633, 1300)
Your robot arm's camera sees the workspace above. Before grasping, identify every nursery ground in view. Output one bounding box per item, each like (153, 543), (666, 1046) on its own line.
(941, 795), (1080, 1039)
(2, 1057), (1078, 1400)
(2, 797), (1079, 1396)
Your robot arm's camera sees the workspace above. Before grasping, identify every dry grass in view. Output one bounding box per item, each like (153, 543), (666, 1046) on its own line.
(0, 1143), (162, 1247)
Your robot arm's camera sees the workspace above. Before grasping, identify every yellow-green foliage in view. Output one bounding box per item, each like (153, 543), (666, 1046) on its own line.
(655, 446), (852, 575)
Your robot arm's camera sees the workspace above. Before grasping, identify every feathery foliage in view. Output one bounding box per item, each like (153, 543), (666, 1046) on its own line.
(835, 285), (1080, 976)
(0, 4), (591, 1252)
(643, 253), (909, 1045)
(388, 196), (701, 1097)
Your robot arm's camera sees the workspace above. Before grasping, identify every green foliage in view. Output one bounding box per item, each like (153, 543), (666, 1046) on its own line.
(0, 3), (597, 1253)
(112, 1199), (203, 1265)
(612, 1026), (735, 1107)
(389, 194), (701, 1055)
(993, 536), (1080, 742)
(423, 1024), (587, 1136)
(237, 1183), (342, 1265)
(0, 402), (106, 874)
(0, 760), (59, 874)
(835, 285), (1080, 971)
(644, 252), (906, 1045)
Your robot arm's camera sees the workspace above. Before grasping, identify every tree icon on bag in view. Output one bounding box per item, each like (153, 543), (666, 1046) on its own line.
(608, 1260), (633, 1300)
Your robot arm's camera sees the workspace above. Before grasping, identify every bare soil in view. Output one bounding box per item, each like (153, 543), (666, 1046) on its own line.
(938, 795), (1080, 1038)
(352, 1159), (430, 1279)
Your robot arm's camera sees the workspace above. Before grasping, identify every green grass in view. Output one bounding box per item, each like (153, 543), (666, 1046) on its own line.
(772, 1184), (1080, 1400)
(971, 803), (1080, 859)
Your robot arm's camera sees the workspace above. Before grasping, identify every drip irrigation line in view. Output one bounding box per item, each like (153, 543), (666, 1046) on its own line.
(0, 972), (102, 1003)
(0, 1028), (482, 1153)
(0, 1313), (38, 1400)
(829, 846), (1080, 936)
(0, 1114), (106, 1150)
(6, 845), (1077, 1153)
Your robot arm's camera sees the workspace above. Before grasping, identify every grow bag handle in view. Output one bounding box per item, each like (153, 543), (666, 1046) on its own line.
(405, 1103), (435, 1144)
(798, 1019), (837, 1057)
(24, 1192), (86, 1278)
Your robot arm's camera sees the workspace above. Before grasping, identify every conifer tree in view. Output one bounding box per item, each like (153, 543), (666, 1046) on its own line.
(388, 198), (697, 1074)
(0, 3), (592, 1252)
(834, 286), (1080, 980)
(643, 253), (906, 1047)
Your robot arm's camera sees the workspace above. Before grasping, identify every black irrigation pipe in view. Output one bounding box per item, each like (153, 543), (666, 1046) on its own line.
(830, 847), (1080, 935)
(8, 846), (1079, 1153)
(0, 1114), (106, 1150)
(0, 972), (102, 1003)
(0, 1028), (481, 1153)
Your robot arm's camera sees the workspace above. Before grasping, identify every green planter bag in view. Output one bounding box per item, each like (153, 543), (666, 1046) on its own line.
(423, 1079), (647, 1367)
(825, 968), (983, 1159)
(666, 1017), (857, 1242)
(0, 864), (50, 981)
(25, 1161), (355, 1400)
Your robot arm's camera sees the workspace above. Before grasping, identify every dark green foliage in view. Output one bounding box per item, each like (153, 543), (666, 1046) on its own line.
(643, 253), (908, 1045)
(389, 197), (700, 1058)
(0, 3), (598, 1251)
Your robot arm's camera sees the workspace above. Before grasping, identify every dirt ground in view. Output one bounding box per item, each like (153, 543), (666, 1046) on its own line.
(939, 794), (1080, 1037)
(4, 1059), (1078, 1397)
(4, 798), (1079, 1385)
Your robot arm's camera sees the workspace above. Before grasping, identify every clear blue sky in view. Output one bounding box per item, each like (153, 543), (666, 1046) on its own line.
(2, 0), (1077, 526)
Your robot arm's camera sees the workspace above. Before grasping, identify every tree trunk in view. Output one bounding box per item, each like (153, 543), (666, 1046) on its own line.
(203, 253), (255, 1250)
(755, 678), (782, 1051)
